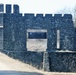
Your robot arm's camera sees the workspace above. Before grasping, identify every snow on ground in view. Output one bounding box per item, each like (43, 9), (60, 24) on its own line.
(0, 52), (76, 75)
(0, 52), (44, 75)
(27, 39), (47, 51)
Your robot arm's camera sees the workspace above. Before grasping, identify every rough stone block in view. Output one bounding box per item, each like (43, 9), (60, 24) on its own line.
(0, 4), (4, 12)
(13, 5), (19, 13)
(6, 4), (11, 13)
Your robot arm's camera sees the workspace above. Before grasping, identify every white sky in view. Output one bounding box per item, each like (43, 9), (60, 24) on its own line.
(0, 0), (76, 14)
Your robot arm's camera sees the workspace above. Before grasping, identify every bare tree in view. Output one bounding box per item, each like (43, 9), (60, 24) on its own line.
(57, 6), (76, 27)
(72, 6), (76, 27)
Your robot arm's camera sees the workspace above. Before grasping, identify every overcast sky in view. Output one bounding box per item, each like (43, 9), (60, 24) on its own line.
(0, 0), (76, 14)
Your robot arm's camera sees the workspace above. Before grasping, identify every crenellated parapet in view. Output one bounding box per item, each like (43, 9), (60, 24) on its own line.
(1, 4), (73, 29)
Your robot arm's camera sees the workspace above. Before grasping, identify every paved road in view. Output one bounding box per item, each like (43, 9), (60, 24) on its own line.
(0, 71), (43, 75)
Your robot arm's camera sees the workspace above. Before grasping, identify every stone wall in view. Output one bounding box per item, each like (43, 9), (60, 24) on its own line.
(49, 52), (76, 72)
(3, 8), (75, 51)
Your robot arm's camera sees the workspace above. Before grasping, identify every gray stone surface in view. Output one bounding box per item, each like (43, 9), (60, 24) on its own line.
(43, 52), (50, 71)
(6, 4), (11, 13)
(0, 6), (3, 50)
(3, 11), (75, 51)
(13, 5), (19, 14)
(4, 14), (75, 51)
(0, 29), (3, 49)
(0, 4), (4, 12)
(49, 52), (76, 72)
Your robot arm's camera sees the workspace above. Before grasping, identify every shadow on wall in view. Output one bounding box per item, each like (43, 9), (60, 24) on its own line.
(0, 70), (43, 75)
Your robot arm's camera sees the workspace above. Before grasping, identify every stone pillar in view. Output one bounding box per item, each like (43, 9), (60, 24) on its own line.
(47, 29), (57, 51)
(6, 4), (11, 13)
(0, 4), (4, 50)
(43, 52), (50, 71)
(13, 5), (19, 14)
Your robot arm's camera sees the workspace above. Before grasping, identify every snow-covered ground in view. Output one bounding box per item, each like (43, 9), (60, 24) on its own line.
(0, 52), (43, 75)
(0, 52), (76, 75)
(27, 39), (47, 51)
